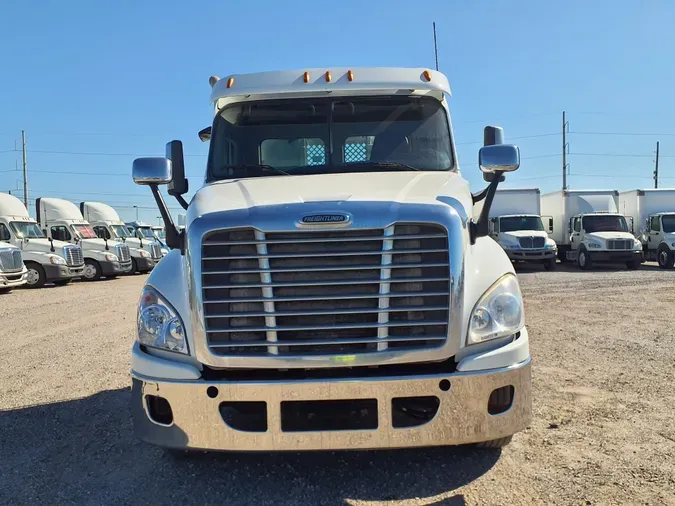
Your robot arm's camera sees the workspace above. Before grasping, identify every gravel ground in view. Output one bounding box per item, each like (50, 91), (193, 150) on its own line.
(1, 265), (674, 505)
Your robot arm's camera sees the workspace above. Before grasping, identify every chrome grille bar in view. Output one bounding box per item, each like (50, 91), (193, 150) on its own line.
(255, 230), (278, 355)
(202, 248), (447, 260)
(205, 233), (445, 246)
(209, 335), (447, 348)
(377, 225), (394, 351)
(203, 291), (450, 304)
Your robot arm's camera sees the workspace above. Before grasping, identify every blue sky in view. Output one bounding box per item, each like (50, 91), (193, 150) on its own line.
(1, 0), (674, 223)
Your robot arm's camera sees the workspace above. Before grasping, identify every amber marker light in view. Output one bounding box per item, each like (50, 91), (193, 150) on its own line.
(303, 71), (310, 83)
(325, 71), (332, 82)
(226, 77), (234, 88)
(423, 70), (432, 82)
(347, 70), (354, 82)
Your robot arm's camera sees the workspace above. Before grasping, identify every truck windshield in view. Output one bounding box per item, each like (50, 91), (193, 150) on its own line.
(72, 224), (98, 239)
(662, 215), (675, 233)
(10, 221), (45, 239)
(582, 215), (628, 233)
(137, 227), (155, 239)
(207, 96), (453, 181)
(499, 216), (545, 232)
(110, 225), (130, 238)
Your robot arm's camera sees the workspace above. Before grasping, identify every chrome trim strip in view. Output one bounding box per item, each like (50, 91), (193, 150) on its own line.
(254, 230), (278, 355)
(209, 335), (446, 348)
(203, 262), (449, 275)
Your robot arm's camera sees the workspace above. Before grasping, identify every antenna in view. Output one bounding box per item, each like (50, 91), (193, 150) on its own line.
(432, 22), (439, 71)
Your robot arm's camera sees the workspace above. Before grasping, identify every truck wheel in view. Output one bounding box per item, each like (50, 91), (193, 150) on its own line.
(476, 436), (513, 449)
(577, 248), (592, 270)
(657, 246), (675, 269)
(543, 258), (556, 271)
(83, 260), (103, 281)
(130, 258), (139, 275)
(25, 262), (47, 288)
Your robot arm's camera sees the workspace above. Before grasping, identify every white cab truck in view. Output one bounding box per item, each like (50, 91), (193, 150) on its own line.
(128, 67), (532, 454)
(487, 188), (557, 270)
(619, 189), (675, 269)
(541, 189), (643, 270)
(81, 202), (162, 273)
(126, 221), (169, 257)
(0, 192), (84, 287)
(36, 198), (132, 280)
(0, 242), (27, 292)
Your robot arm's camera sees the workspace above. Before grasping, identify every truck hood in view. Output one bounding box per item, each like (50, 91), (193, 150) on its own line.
(188, 172), (470, 223)
(587, 231), (635, 241)
(21, 238), (71, 253)
(80, 238), (122, 251)
(500, 230), (548, 239)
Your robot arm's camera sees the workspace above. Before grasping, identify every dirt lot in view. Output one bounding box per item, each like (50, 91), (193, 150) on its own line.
(1, 265), (674, 505)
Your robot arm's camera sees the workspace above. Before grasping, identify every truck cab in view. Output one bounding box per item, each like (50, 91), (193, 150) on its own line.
(126, 221), (169, 257)
(0, 242), (28, 292)
(0, 192), (84, 287)
(127, 67), (532, 454)
(36, 198), (132, 281)
(568, 212), (643, 270)
(641, 212), (675, 268)
(81, 202), (162, 273)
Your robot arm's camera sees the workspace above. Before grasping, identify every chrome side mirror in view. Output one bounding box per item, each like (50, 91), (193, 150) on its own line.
(132, 157), (172, 186)
(478, 144), (520, 174)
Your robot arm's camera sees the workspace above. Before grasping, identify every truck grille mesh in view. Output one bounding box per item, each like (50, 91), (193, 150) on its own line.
(0, 249), (23, 272)
(151, 244), (163, 259)
(63, 245), (84, 267)
(116, 244), (131, 262)
(201, 224), (450, 356)
(607, 239), (632, 250)
(518, 237), (545, 249)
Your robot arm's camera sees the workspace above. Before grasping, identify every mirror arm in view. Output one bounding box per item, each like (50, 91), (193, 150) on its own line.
(150, 184), (184, 254)
(175, 195), (189, 211)
(471, 170), (505, 244)
(471, 186), (490, 204)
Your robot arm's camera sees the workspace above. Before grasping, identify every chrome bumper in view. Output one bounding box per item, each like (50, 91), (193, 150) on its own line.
(506, 249), (557, 261)
(0, 267), (27, 287)
(131, 357), (532, 452)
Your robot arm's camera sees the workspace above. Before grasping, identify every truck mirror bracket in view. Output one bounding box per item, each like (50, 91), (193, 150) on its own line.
(150, 184), (185, 254)
(471, 170), (505, 244)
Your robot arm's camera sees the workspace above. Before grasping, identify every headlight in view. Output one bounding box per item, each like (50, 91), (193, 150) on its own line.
(139, 250), (150, 258)
(468, 274), (524, 345)
(137, 286), (188, 354)
(161, 248), (169, 256)
(104, 253), (119, 262)
(503, 244), (519, 250)
(545, 240), (557, 250)
(49, 255), (66, 265)
(587, 242), (602, 249)
(633, 240), (642, 250)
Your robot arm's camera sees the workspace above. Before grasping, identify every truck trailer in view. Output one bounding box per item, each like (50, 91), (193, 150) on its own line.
(81, 201), (163, 273)
(487, 188), (557, 270)
(619, 189), (675, 268)
(540, 190), (643, 270)
(128, 67), (532, 454)
(36, 198), (132, 280)
(0, 192), (84, 287)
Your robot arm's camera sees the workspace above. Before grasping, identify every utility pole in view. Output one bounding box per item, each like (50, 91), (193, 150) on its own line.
(562, 111), (569, 191)
(21, 130), (28, 208)
(433, 22), (439, 71)
(654, 141), (659, 189)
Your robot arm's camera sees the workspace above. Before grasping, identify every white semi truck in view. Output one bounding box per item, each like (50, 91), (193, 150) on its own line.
(541, 189), (643, 270)
(0, 242), (27, 292)
(81, 202), (162, 273)
(128, 67), (532, 454)
(126, 221), (169, 257)
(487, 188), (557, 270)
(36, 198), (132, 280)
(619, 189), (675, 269)
(0, 192), (84, 287)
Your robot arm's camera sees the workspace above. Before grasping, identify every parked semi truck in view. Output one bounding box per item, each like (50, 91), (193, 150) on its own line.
(126, 221), (169, 257)
(541, 189), (643, 270)
(619, 189), (675, 269)
(487, 188), (557, 270)
(0, 192), (84, 287)
(36, 198), (132, 280)
(81, 202), (162, 273)
(0, 242), (27, 292)
(128, 67), (532, 454)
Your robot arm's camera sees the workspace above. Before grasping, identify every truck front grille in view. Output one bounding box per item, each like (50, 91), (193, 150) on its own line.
(518, 237), (545, 249)
(607, 239), (632, 250)
(116, 244), (131, 262)
(0, 249), (23, 272)
(63, 245), (84, 267)
(201, 224), (450, 356)
(151, 244), (162, 259)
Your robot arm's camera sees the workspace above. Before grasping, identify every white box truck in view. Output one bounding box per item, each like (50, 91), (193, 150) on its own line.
(127, 67), (532, 454)
(0, 242), (27, 292)
(541, 189), (643, 270)
(0, 192), (84, 287)
(36, 197), (132, 280)
(81, 202), (163, 273)
(487, 188), (557, 270)
(619, 189), (675, 269)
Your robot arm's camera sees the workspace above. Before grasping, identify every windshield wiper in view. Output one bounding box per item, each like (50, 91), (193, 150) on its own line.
(217, 164), (291, 177)
(338, 161), (420, 172)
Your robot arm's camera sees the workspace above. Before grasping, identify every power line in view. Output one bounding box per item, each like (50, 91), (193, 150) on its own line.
(456, 132), (559, 146)
(570, 131), (675, 137)
(29, 149), (206, 157)
(569, 152), (675, 158)
(4, 168), (203, 178)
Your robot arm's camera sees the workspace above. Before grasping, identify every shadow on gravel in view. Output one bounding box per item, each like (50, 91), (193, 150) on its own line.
(0, 389), (497, 505)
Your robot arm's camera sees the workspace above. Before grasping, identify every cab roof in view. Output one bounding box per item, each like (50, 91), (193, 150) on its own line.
(209, 67), (451, 109)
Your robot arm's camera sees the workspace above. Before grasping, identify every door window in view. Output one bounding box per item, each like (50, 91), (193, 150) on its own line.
(573, 217), (581, 232)
(0, 223), (10, 241)
(51, 225), (71, 241)
(650, 216), (661, 232)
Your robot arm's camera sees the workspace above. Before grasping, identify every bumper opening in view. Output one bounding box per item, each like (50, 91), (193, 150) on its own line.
(281, 399), (378, 432)
(219, 401), (268, 432)
(146, 395), (173, 425)
(392, 396), (440, 428)
(487, 385), (514, 415)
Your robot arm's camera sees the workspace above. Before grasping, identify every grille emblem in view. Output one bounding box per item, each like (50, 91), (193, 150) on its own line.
(298, 213), (352, 227)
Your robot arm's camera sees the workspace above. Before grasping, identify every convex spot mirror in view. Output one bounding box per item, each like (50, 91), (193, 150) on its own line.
(478, 144), (520, 174)
(133, 158), (172, 186)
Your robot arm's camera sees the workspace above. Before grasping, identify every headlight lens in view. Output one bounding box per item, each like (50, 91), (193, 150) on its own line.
(49, 255), (66, 265)
(503, 244), (519, 250)
(139, 250), (150, 258)
(161, 248), (169, 256)
(468, 274), (524, 345)
(105, 253), (119, 262)
(545, 240), (557, 250)
(633, 240), (642, 250)
(587, 242), (602, 249)
(138, 286), (188, 354)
